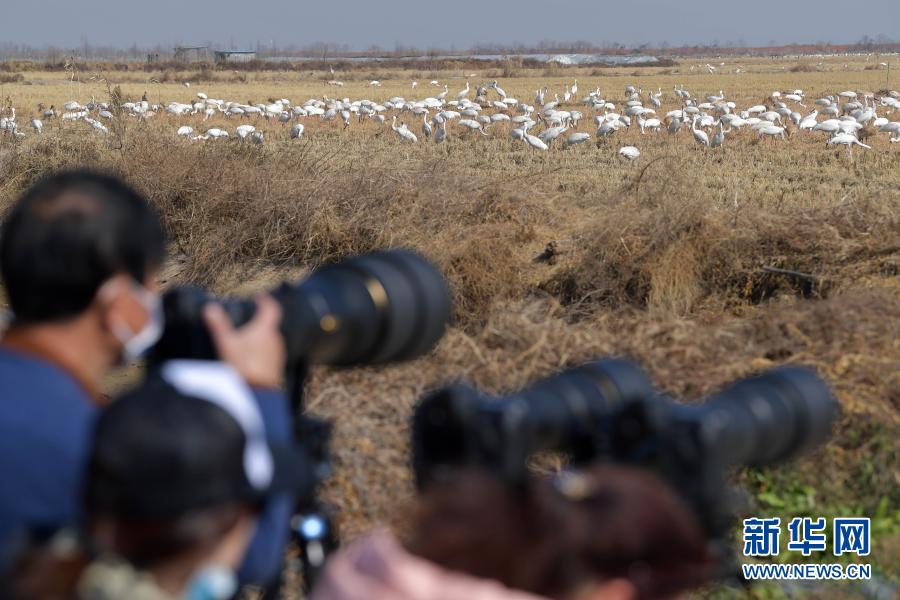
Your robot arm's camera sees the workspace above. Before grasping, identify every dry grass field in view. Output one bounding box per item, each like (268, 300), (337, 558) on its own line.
(1, 54), (898, 598)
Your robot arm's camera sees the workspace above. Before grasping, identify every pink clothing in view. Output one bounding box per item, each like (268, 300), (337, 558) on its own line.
(311, 530), (550, 600)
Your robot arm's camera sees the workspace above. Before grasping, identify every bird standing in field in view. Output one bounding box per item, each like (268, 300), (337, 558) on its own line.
(757, 124), (786, 142)
(619, 146), (640, 160)
(392, 116), (418, 143)
(667, 115), (682, 135)
(521, 124), (548, 150)
(711, 122), (726, 148)
(691, 116), (709, 146)
(566, 132), (591, 146)
(827, 132), (871, 151)
(455, 81), (470, 101)
(235, 124), (256, 140)
(435, 121), (447, 144)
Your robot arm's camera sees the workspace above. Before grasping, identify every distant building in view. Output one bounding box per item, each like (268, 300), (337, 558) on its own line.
(146, 52), (160, 64)
(214, 50), (257, 63)
(174, 46), (210, 62)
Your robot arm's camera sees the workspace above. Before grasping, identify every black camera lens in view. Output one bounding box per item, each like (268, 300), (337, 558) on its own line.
(150, 249), (451, 368)
(412, 359), (656, 487)
(689, 366), (838, 467)
(412, 360), (837, 493)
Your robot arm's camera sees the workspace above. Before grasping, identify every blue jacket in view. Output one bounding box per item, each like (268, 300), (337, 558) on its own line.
(0, 347), (292, 585)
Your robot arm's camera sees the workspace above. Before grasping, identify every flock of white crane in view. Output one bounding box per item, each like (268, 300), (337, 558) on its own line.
(3, 78), (899, 159)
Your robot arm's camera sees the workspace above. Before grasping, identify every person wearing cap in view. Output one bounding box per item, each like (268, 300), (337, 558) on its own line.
(16, 360), (312, 600)
(0, 170), (293, 586)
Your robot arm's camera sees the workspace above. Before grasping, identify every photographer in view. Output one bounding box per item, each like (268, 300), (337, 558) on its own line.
(0, 170), (293, 585)
(16, 361), (312, 600)
(312, 466), (714, 600)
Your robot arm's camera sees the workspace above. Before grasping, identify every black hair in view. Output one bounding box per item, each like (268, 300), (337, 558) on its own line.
(0, 169), (166, 324)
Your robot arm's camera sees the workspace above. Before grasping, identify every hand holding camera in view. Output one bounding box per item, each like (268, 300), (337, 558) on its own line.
(202, 294), (286, 390)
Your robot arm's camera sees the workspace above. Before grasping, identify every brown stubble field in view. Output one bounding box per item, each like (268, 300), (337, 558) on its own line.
(1, 54), (898, 597)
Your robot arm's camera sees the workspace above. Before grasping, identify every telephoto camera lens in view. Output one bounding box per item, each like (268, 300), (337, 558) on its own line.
(411, 358), (656, 488)
(680, 366), (838, 467)
(150, 249), (452, 368)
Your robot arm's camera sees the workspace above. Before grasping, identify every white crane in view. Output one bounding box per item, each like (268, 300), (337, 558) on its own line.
(619, 146), (640, 160)
(667, 116), (683, 135)
(458, 119), (487, 135)
(566, 132), (591, 146)
(235, 124), (256, 140)
(710, 122), (726, 148)
(89, 120), (109, 134)
(539, 125), (568, 145)
(813, 119), (841, 134)
(799, 110), (819, 132)
(392, 116), (418, 143)
(455, 81), (470, 101)
(827, 132), (871, 150)
(757, 124), (786, 142)
(522, 124), (548, 150)
(691, 116), (709, 146)
(638, 116), (661, 134)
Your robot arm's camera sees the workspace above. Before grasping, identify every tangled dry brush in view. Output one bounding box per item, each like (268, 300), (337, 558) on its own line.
(0, 115), (898, 591)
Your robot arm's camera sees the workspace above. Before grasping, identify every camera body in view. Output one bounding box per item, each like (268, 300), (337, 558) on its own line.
(412, 359), (838, 548)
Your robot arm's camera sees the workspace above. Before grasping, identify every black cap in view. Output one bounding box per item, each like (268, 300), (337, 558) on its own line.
(86, 360), (311, 518)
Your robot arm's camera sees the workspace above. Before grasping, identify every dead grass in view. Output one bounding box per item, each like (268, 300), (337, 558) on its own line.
(0, 61), (898, 594)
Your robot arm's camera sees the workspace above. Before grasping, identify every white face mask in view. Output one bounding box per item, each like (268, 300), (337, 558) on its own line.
(108, 281), (164, 362)
(185, 566), (238, 600)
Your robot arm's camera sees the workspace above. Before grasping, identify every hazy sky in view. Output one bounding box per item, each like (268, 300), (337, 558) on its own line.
(6, 0), (899, 50)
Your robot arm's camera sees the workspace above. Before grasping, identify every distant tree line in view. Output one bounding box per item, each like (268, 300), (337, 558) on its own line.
(1, 35), (898, 62)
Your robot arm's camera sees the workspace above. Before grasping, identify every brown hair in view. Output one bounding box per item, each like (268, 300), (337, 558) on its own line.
(407, 466), (714, 600)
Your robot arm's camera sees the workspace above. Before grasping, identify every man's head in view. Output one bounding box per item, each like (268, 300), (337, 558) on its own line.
(1, 170), (166, 369)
